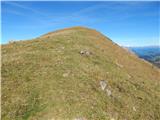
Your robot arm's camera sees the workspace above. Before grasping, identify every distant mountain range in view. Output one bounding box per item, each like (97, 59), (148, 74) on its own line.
(128, 46), (160, 68)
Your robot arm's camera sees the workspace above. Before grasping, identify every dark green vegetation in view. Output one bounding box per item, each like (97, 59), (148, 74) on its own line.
(2, 27), (160, 120)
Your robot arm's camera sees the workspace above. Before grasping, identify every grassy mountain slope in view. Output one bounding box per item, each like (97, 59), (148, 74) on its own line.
(2, 27), (160, 120)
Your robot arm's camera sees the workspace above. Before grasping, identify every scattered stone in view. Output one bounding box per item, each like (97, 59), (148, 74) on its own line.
(106, 89), (112, 96)
(49, 118), (55, 120)
(110, 118), (115, 120)
(133, 106), (136, 112)
(80, 50), (92, 56)
(80, 50), (85, 54)
(100, 80), (107, 90)
(62, 70), (71, 77)
(85, 51), (90, 56)
(74, 117), (86, 120)
(100, 80), (112, 96)
(63, 73), (69, 77)
(127, 74), (131, 79)
(116, 62), (123, 68)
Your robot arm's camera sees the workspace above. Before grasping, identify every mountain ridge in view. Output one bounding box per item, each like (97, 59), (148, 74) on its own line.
(2, 27), (160, 120)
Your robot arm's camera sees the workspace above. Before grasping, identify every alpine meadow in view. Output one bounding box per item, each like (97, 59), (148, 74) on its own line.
(2, 27), (160, 120)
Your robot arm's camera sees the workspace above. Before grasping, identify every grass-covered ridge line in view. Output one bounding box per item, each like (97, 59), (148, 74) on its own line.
(2, 27), (160, 120)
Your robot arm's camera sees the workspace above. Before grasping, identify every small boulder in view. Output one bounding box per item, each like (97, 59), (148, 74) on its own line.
(106, 89), (112, 96)
(110, 118), (115, 120)
(133, 106), (136, 112)
(85, 51), (91, 56)
(100, 80), (112, 96)
(100, 80), (107, 90)
(80, 50), (92, 56)
(74, 117), (86, 120)
(63, 73), (69, 77)
(80, 50), (85, 54)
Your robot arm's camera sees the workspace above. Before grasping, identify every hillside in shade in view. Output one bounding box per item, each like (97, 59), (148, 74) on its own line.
(2, 27), (160, 120)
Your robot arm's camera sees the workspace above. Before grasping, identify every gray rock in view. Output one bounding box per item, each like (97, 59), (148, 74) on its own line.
(74, 117), (86, 120)
(110, 118), (115, 120)
(100, 80), (112, 96)
(63, 73), (69, 77)
(106, 89), (112, 96)
(85, 51), (91, 56)
(133, 106), (136, 111)
(80, 50), (85, 54)
(100, 80), (107, 90)
(80, 50), (92, 56)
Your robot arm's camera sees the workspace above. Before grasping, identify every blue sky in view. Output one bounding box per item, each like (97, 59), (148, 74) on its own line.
(1, 1), (160, 46)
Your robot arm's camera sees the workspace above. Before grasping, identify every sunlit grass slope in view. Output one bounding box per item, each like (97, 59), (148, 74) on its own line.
(2, 27), (160, 120)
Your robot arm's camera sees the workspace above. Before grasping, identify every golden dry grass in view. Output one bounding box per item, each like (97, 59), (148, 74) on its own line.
(1, 27), (160, 120)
